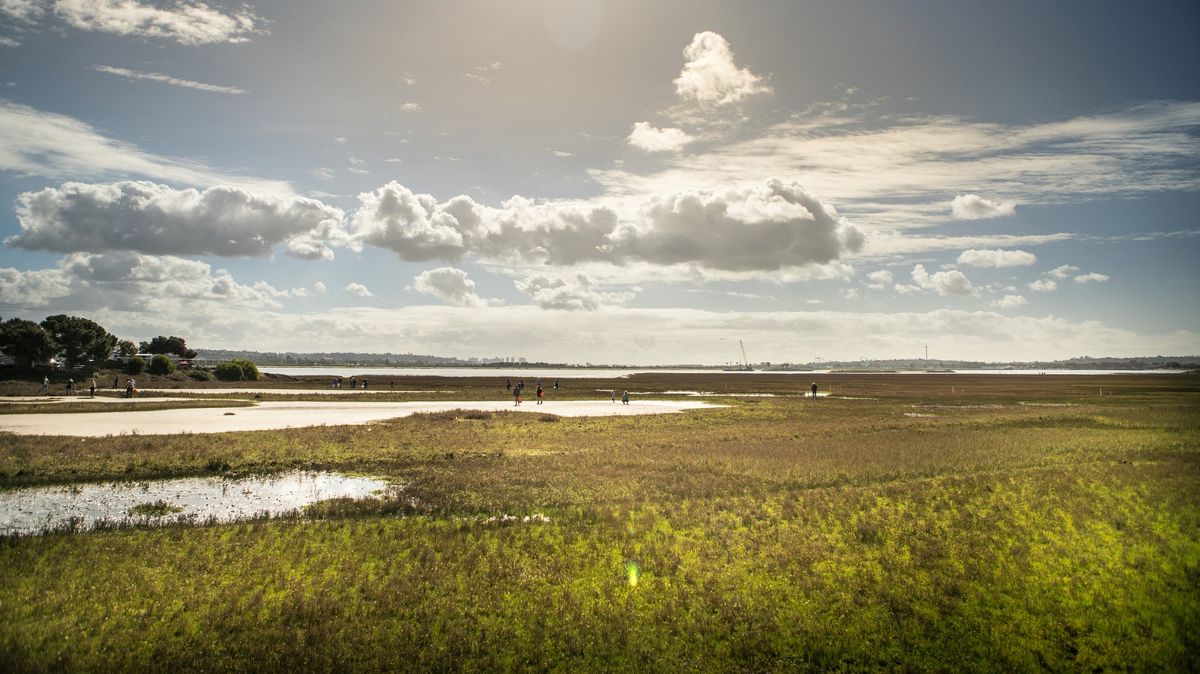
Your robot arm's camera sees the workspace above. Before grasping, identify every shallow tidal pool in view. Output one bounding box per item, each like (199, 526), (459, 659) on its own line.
(0, 471), (391, 535)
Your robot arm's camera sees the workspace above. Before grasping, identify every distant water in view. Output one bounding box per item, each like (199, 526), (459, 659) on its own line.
(0, 471), (390, 535)
(259, 366), (1188, 378)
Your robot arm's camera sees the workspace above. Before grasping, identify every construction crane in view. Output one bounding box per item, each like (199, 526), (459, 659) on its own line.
(722, 339), (753, 371)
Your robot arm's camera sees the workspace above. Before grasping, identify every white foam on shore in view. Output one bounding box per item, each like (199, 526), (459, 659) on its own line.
(0, 399), (724, 436)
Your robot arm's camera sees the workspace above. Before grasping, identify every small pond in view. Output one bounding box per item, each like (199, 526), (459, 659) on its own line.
(0, 471), (391, 535)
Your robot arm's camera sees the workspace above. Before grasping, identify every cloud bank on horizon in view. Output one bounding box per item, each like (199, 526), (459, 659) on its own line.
(1, 1), (1198, 363)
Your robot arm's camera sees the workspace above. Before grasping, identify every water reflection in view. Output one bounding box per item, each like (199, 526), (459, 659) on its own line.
(0, 471), (390, 535)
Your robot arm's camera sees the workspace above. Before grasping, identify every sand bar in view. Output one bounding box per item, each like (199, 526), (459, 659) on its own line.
(0, 399), (723, 436)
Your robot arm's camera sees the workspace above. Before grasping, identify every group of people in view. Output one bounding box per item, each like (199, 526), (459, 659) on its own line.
(331, 376), (370, 389)
(39, 376), (111, 398)
(508, 379), (546, 405)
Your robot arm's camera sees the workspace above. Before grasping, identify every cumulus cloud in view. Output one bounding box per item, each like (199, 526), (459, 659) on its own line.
(349, 178), (863, 273)
(313, 281), (327, 293)
(345, 282), (373, 298)
(0, 251), (295, 313)
(627, 122), (694, 153)
(1074, 272), (1110, 284)
(865, 269), (893, 289)
(92, 64), (246, 94)
(1028, 279), (1057, 292)
(411, 267), (483, 307)
(0, 266), (71, 306)
(514, 274), (636, 311)
(911, 264), (976, 296)
(54, 0), (263, 45)
(0, 0), (44, 22)
(992, 294), (1027, 309)
(951, 194), (1017, 220)
(10, 181), (345, 258)
(673, 31), (770, 106)
(0, 36), (20, 46)
(1048, 264), (1080, 279)
(957, 248), (1037, 268)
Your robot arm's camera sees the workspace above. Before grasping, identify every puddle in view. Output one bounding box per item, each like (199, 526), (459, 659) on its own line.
(0, 471), (391, 535)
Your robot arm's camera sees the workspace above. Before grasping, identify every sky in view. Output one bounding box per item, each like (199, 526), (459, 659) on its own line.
(1, 0), (1198, 365)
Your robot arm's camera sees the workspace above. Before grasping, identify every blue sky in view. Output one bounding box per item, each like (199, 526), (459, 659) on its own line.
(1, 0), (1198, 364)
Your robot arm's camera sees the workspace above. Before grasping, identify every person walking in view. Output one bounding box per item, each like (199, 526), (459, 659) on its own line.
(621, 390), (630, 405)
(66, 378), (75, 396)
(611, 389), (616, 403)
(125, 378), (135, 398)
(811, 382), (818, 398)
(112, 375), (119, 389)
(513, 383), (522, 406)
(41, 376), (49, 395)
(536, 383), (544, 405)
(554, 380), (559, 390)
(89, 378), (97, 398)
(506, 379), (511, 392)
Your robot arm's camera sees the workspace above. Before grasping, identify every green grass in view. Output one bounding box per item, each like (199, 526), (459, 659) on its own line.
(1, 374), (1198, 671)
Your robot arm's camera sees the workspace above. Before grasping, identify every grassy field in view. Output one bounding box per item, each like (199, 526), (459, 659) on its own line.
(1, 373), (1198, 671)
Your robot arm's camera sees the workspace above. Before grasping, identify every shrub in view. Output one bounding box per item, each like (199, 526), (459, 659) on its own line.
(148, 354), (176, 375)
(188, 370), (213, 382)
(213, 359), (260, 382)
(125, 356), (146, 375)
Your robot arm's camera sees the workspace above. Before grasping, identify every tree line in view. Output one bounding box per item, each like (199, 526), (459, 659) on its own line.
(0, 315), (196, 370)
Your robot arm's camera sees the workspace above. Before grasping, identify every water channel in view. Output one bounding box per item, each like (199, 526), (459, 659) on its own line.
(0, 471), (391, 535)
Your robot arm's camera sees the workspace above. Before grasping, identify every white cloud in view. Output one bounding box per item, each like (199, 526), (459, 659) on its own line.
(3, 251), (293, 312)
(349, 178), (863, 273)
(957, 248), (1037, 268)
(399, 102), (422, 112)
(866, 269), (893, 289)
(911, 264), (976, 296)
(311, 167), (335, 181)
(345, 282), (373, 298)
(992, 294), (1027, 309)
(1074, 272), (1110, 284)
(10, 181), (345, 259)
(673, 31), (770, 106)
(92, 65), (247, 94)
(0, 101), (294, 195)
(951, 194), (1016, 220)
(0, 0), (44, 22)
(1028, 279), (1057, 292)
(591, 101), (1200, 233)
(54, 0), (263, 45)
(627, 122), (694, 153)
(1048, 264), (1080, 279)
(0, 36), (20, 46)
(841, 287), (860, 300)
(551, 149), (575, 158)
(514, 273), (635, 311)
(0, 266), (71, 306)
(411, 267), (483, 307)
(313, 281), (327, 294)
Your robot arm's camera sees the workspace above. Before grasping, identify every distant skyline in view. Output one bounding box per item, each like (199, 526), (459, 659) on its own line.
(1, 0), (1198, 365)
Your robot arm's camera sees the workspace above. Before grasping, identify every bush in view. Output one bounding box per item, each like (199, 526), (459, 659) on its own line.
(213, 359), (260, 382)
(125, 356), (146, 375)
(188, 370), (213, 382)
(148, 354), (176, 375)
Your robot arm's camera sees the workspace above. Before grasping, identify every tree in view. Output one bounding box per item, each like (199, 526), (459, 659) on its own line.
(116, 340), (137, 358)
(126, 356), (146, 375)
(138, 335), (198, 359)
(41, 315), (118, 368)
(0, 318), (57, 368)
(148, 354), (176, 375)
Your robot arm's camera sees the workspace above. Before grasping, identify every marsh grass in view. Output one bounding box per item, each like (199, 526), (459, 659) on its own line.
(127, 499), (184, 517)
(0, 374), (1197, 671)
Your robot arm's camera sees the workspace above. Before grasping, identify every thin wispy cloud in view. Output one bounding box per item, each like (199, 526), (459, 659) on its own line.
(92, 65), (248, 95)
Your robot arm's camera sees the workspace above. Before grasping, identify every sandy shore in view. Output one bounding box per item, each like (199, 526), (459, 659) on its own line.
(0, 399), (723, 436)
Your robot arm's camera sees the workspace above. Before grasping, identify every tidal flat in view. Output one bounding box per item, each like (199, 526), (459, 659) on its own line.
(0, 373), (1197, 671)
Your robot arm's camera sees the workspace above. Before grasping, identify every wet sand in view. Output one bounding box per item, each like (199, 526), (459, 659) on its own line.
(0, 399), (723, 436)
